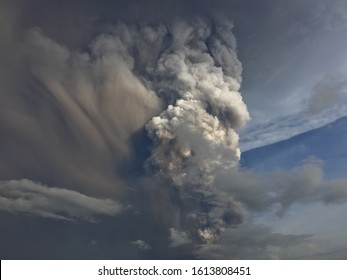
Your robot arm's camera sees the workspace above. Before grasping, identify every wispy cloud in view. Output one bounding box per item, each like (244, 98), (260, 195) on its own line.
(216, 162), (347, 216)
(0, 179), (122, 221)
(195, 223), (318, 260)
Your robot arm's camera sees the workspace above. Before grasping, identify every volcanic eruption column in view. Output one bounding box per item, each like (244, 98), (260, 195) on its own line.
(120, 17), (250, 244)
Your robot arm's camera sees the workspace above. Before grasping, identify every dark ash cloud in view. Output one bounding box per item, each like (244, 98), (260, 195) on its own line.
(1, 0), (249, 258)
(1, 0), (347, 260)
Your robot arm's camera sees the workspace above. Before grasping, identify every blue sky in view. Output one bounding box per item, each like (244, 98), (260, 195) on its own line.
(234, 0), (347, 150)
(232, 1), (347, 258)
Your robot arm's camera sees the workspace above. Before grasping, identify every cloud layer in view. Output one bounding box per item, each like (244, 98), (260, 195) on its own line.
(0, 179), (122, 221)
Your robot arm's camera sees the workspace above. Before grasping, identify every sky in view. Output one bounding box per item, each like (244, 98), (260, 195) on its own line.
(1, 0), (347, 259)
(235, 0), (347, 150)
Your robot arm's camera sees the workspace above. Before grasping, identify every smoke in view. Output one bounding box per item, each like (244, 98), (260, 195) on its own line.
(0, 26), (161, 197)
(140, 18), (249, 244)
(3, 0), (346, 259)
(1, 7), (249, 251)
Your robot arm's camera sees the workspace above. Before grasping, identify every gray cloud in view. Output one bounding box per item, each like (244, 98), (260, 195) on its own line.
(131, 240), (152, 251)
(195, 223), (320, 260)
(306, 75), (347, 115)
(0, 179), (122, 221)
(169, 228), (190, 247)
(216, 161), (347, 217)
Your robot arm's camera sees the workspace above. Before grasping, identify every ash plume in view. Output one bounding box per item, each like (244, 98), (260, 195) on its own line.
(2, 0), (347, 260)
(139, 18), (250, 244)
(0, 0), (251, 256)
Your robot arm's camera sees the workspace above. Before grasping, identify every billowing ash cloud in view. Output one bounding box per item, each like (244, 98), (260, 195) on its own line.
(1, 0), (250, 254)
(140, 18), (250, 244)
(1, 0), (251, 254)
(3, 0), (347, 260)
